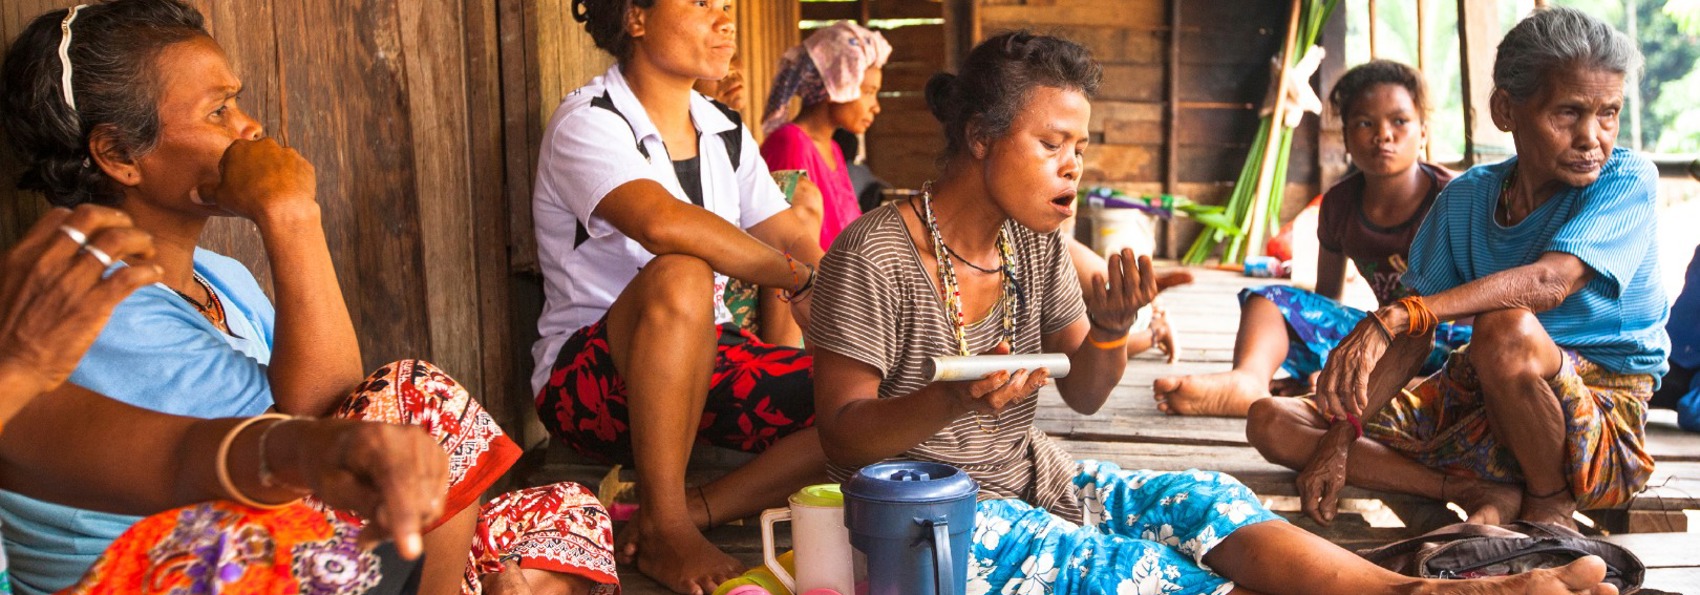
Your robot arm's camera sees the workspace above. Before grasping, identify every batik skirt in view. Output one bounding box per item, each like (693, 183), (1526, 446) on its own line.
(1366, 348), (1657, 510)
(59, 360), (617, 595)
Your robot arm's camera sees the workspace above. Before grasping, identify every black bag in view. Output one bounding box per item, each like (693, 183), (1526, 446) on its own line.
(1355, 521), (1645, 592)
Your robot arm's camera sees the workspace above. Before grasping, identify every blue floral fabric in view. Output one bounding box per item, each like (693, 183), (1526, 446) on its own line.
(966, 462), (1281, 595)
(1240, 285), (1471, 380)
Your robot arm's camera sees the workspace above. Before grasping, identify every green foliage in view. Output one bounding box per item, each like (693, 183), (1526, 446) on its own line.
(1670, 0), (1700, 35)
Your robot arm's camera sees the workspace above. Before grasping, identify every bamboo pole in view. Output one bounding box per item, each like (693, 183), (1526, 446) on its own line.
(1239, 0), (1304, 260)
(1417, 0), (1431, 161)
(1368, 0), (1378, 59)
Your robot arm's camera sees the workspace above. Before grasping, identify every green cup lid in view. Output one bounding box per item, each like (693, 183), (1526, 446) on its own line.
(795, 483), (843, 507)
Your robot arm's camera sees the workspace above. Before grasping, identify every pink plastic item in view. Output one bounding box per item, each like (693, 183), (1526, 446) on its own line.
(799, 590), (843, 595)
(724, 586), (773, 595)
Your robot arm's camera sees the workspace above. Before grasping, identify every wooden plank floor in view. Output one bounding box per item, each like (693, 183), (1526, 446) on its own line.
(525, 264), (1699, 594)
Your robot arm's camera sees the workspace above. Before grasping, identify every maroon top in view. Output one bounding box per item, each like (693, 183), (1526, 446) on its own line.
(1317, 162), (1455, 306)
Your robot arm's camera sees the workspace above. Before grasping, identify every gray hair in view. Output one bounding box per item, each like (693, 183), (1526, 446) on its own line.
(1493, 6), (1643, 102)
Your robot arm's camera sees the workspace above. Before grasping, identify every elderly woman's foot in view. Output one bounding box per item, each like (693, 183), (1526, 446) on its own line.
(618, 514), (742, 595)
(1518, 488), (1579, 530)
(1432, 555), (1616, 594)
(1450, 478), (1523, 525)
(1153, 370), (1268, 417)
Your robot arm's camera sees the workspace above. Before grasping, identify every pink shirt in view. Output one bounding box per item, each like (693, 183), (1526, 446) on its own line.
(760, 123), (862, 249)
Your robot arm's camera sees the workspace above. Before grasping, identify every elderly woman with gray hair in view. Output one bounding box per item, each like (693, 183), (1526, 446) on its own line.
(1248, 6), (1668, 532)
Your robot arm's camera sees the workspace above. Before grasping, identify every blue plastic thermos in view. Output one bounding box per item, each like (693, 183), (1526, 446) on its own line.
(841, 461), (979, 595)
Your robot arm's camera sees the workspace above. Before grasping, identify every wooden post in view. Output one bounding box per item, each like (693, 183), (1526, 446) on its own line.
(1456, 0), (1503, 165)
(1164, 0), (1181, 258)
(1626, 0), (1643, 151)
(942, 0), (978, 70)
(1416, 0), (1431, 162)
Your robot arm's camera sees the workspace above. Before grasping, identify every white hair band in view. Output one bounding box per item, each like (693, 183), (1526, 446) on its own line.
(59, 5), (87, 112)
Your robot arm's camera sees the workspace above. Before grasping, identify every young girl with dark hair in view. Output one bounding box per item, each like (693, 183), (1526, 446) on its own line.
(534, 0), (829, 592)
(1155, 60), (1470, 418)
(806, 32), (1612, 594)
(0, 2), (612, 594)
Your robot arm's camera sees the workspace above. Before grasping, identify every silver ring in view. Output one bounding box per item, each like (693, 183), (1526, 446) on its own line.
(59, 225), (88, 246)
(80, 244), (113, 267)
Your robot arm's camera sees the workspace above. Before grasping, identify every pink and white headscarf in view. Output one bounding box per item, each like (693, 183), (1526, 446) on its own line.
(761, 21), (892, 135)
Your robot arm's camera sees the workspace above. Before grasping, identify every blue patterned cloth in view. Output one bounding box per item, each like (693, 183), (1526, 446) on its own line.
(1240, 285), (1471, 380)
(966, 462), (1281, 595)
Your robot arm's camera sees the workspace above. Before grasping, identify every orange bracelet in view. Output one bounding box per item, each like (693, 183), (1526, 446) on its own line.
(1088, 333), (1129, 350)
(1396, 296), (1439, 336)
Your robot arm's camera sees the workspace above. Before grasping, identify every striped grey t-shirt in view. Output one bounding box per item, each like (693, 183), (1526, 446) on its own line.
(807, 203), (1090, 523)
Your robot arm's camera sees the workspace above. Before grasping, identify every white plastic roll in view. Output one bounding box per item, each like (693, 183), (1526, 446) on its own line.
(924, 354), (1072, 382)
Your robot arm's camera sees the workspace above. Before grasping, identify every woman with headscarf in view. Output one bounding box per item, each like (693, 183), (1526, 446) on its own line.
(760, 20), (891, 250)
(1249, 6), (1669, 533)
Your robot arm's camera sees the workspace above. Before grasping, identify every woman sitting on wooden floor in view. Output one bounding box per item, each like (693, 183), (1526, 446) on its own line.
(805, 30), (1615, 595)
(0, 205), (454, 593)
(0, 2), (613, 593)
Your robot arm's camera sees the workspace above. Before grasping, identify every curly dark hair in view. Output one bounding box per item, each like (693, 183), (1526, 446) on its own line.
(1, 0), (207, 207)
(573, 0), (658, 63)
(1327, 59), (1431, 123)
(924, 31), (1102, 163)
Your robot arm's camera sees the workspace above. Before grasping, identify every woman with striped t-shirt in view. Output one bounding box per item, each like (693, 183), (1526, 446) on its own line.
(807, 31), (1614, 595)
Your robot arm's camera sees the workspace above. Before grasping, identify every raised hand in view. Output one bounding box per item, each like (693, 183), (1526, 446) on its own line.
(0, 206), (160, 398)
(206, 137), (317, 223)
(1084, 249), (1156, 335)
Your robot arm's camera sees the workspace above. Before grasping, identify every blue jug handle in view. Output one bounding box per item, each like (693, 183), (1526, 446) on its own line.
(928, 519), (952, 595)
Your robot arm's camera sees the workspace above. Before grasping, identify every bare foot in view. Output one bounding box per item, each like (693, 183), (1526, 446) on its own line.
(1153, 370), (1268, 417)
(1518, 488), (1579, 530)
(483, 560), (600, 595)
(1433, 555), (1617, 594)
(1450, 477), (1523, 525)
(620, 515), (742, 595)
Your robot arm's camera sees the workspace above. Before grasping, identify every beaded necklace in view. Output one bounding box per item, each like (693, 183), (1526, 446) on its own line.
(174, 273), (231, 334)
(918, 182), (1019, 432)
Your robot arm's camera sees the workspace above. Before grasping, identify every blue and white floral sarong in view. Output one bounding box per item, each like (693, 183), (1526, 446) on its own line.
(1240, 286), (1471, 380)
(967, 461), (1282, 595)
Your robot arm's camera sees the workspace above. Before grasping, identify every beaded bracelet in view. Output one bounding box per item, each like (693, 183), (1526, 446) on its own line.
(216, 413), (301, 510)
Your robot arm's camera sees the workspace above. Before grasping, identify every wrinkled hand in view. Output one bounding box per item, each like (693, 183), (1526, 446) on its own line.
(289, 419), (449, 560)
(1311, 317), (1392, 422)
(206, 138), (317, 223)
(0, 206), (160, 397)
(1297, 440), (1350, 525)
(1084, 249), (1156, 335)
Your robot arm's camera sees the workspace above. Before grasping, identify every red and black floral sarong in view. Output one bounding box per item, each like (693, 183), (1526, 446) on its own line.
(537, 319), (815, 465)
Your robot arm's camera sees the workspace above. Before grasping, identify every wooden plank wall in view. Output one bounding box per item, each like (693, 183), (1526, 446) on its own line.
(976, 0), (1324, 257)
(0, 0), (510, 410)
